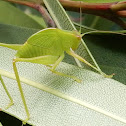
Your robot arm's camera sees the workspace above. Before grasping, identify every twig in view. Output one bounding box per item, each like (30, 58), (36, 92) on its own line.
(5, 0), (126, 29)
(111, 1), (126, 11)
(59, 0), (126, 29)
(33, 4), (56, 27)
(116, 11), (126, 18)
(6, 0), (56, 27)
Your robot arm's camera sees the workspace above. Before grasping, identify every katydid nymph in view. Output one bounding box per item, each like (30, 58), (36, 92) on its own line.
(0, 28), (113, 123)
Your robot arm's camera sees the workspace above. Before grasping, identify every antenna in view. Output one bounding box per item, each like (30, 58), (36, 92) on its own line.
(79, 1), (82, 34)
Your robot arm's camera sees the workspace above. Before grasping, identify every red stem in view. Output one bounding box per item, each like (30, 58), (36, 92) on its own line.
(6, 0), (56, 27)
(5, 0), (126, 29)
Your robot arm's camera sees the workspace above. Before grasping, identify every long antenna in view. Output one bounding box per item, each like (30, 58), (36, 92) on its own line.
(79, 1), (82, 34)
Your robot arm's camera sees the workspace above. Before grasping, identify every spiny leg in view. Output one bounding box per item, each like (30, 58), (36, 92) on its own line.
(67, 49), (114, 78)
(0, 75), (13, 109)
(13, 59), (30, 124)
(49, 53), (81, 83)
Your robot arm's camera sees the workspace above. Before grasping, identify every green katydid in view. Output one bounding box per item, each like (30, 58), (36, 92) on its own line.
(0, 28), (113, 123)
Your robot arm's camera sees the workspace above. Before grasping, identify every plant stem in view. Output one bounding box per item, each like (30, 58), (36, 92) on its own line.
(5, 0), (126, 29)
(6, 0), (55, 27)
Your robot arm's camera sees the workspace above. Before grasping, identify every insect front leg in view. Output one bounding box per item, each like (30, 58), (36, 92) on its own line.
(67, 49), (114, 78)
(49, 53), (81, 83)
(0, 75), (13, 109)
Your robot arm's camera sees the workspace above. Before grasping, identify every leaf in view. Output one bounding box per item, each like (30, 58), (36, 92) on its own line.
(83, 14), (121, 31)
(1, 42), (126, 126)
(72, 0), (126, 3)
(83, 31), (126, 84)
(0, 122), (3, 126)
(0, 23), (39, 44)
(0, 1), (43, 29)
(27, 14), (47, 28)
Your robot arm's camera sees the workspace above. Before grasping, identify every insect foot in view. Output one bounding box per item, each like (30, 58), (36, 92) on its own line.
(5, 101), (14, 110)
(22, 116), (30, 126)
(101, 72), (115, 78)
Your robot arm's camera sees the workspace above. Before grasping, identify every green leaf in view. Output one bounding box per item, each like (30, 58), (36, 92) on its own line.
(0, 23), (39, 44)
(83, 15), (121, 31)
(27, 14), (47, 28)
(0, 122), (3, 126)
(0, 1), (43, 29)
(72, 0), (126, 3)
(84, 31), (126, 84)
(1, 42), (126, 126)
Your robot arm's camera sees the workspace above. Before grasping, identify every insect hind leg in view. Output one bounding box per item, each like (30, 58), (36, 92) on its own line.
(0, 75), (13, 109)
